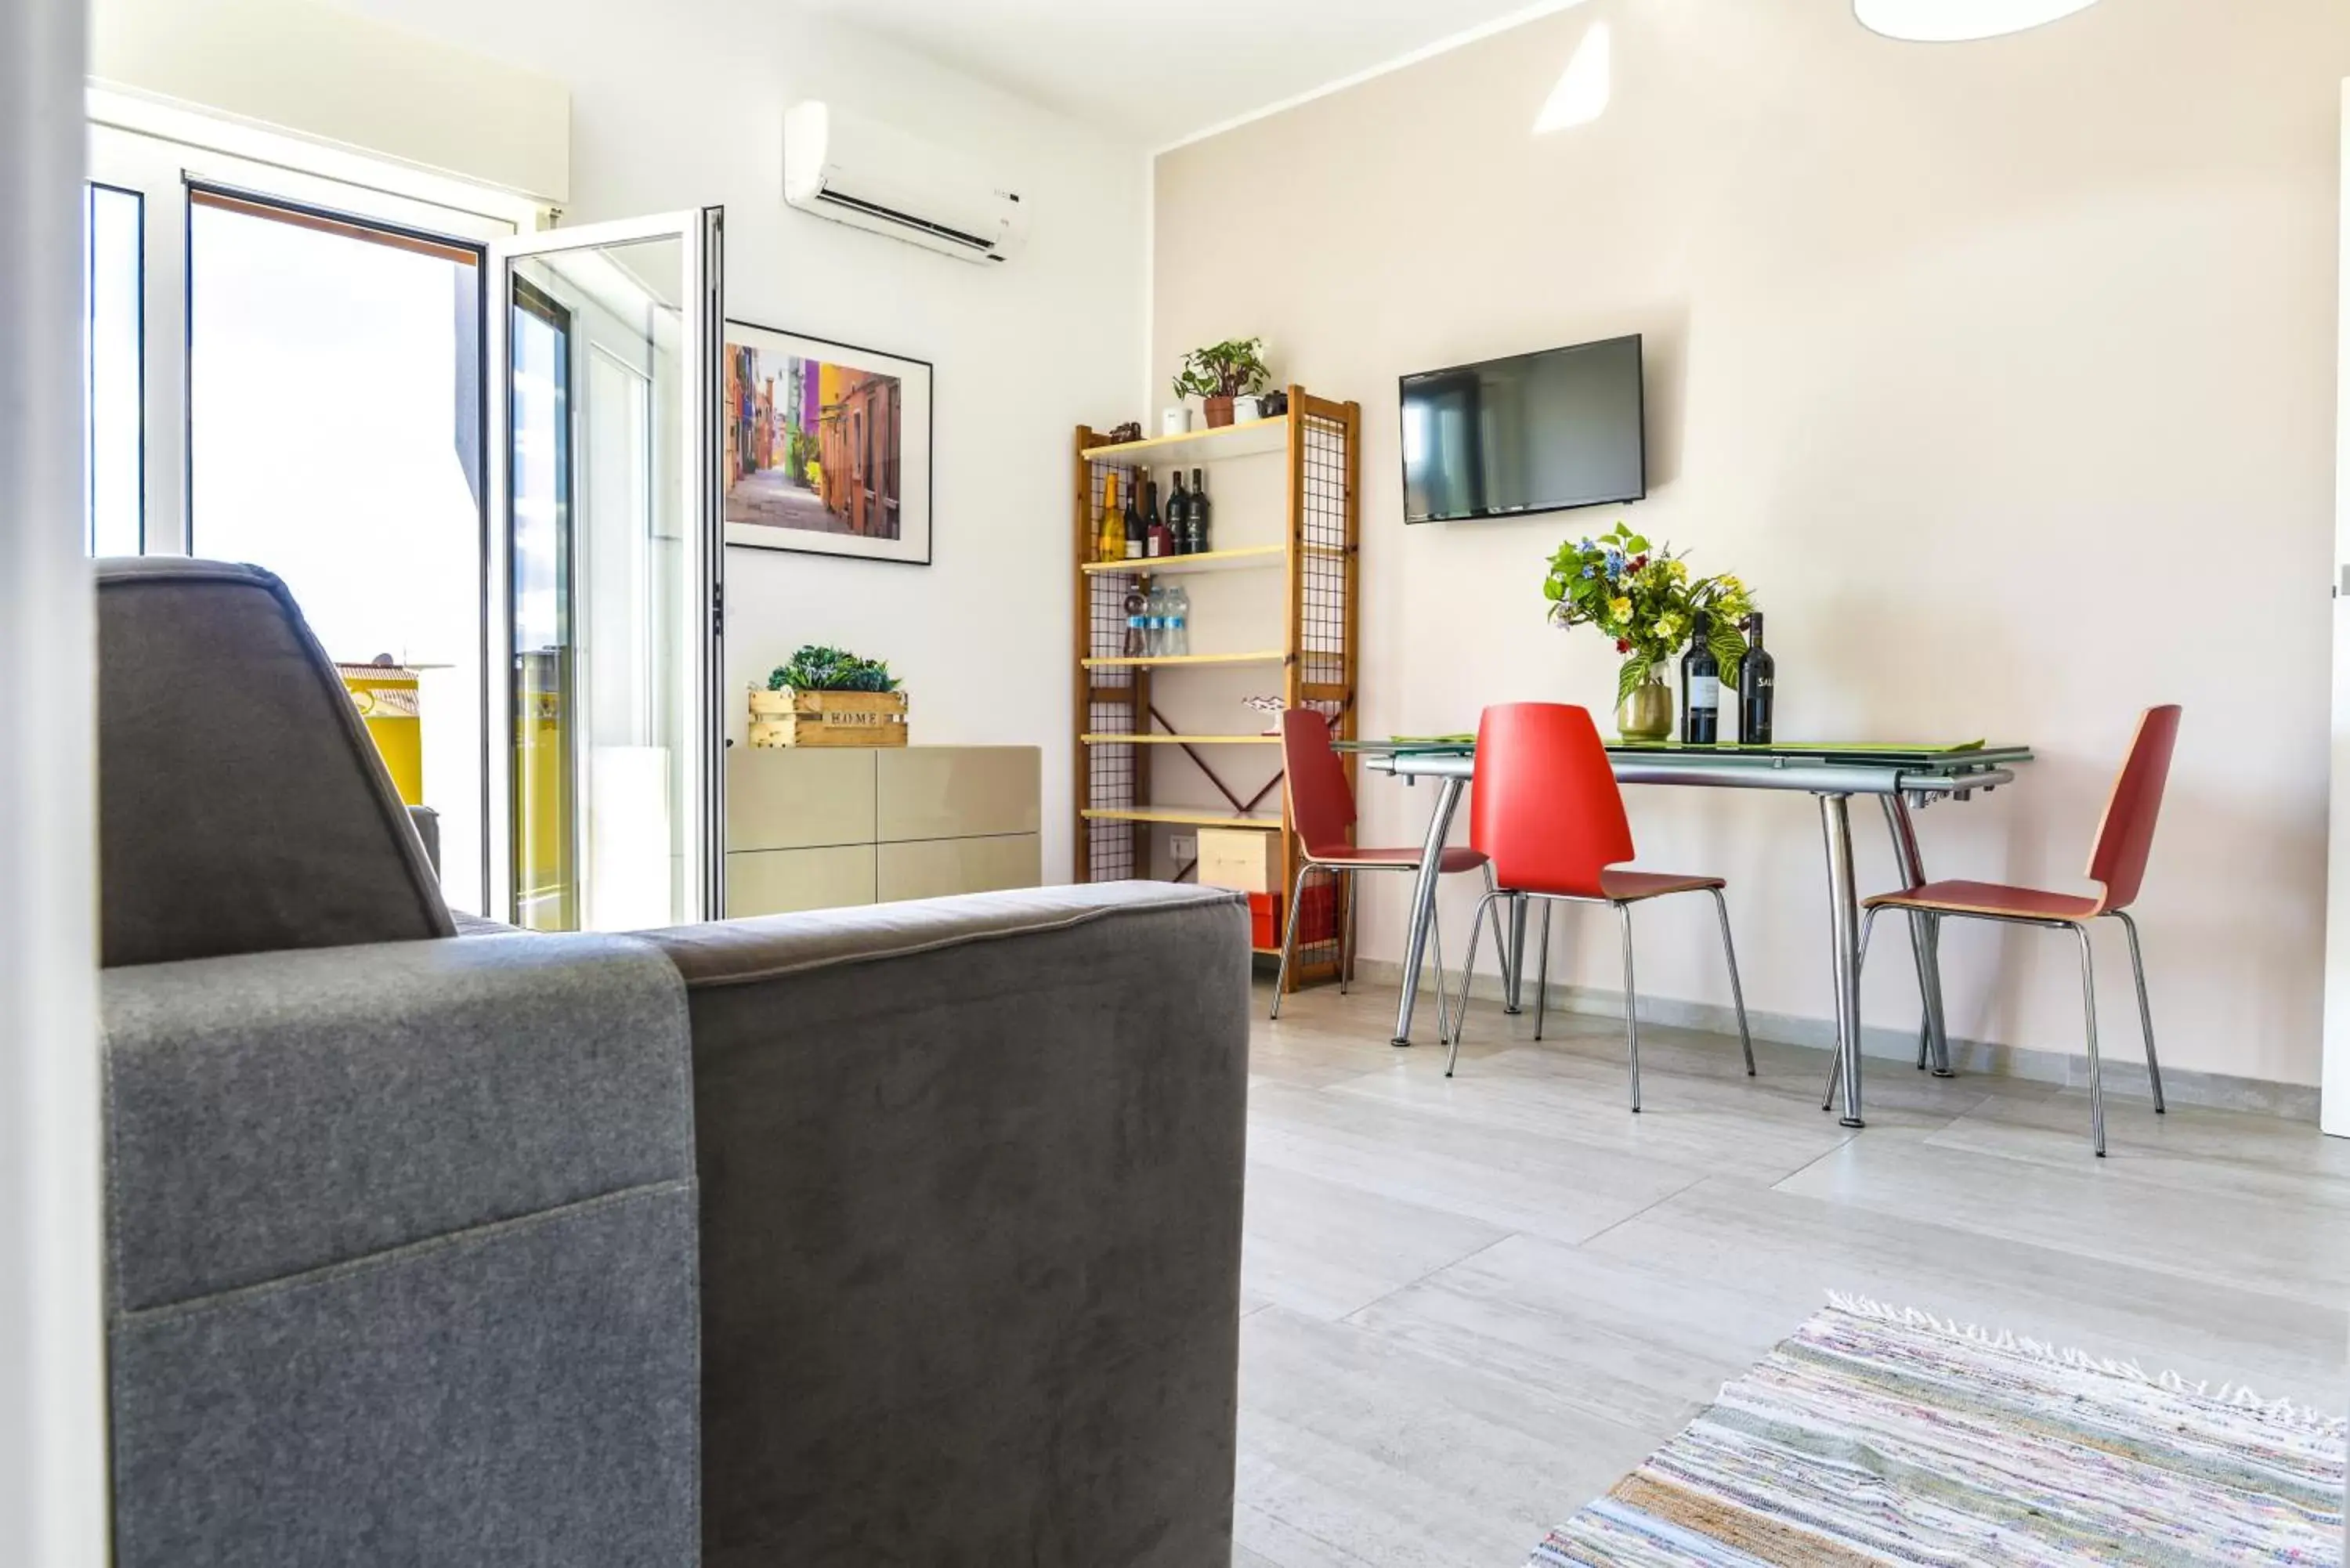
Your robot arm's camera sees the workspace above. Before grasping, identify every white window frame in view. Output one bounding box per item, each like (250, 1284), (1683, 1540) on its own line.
(85, 102), (542, 555)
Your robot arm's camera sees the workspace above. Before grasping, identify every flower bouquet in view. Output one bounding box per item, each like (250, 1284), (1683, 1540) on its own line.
(1542, 523), (1755, 736)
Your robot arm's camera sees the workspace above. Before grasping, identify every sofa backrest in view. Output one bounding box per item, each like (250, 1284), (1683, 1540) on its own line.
(96, 557), (455, 966)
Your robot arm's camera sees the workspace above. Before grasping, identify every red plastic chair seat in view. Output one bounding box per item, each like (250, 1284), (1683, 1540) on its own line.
(1865, 880), (2103, 922)
(1598, 869), (1727, 904)
(1312, 844), (1489, 873)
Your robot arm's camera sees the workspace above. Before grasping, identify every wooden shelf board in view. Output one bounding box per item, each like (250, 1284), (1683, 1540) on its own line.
(1080, 733), (1280, 746)
(1081, 650), (1286, 671)
(1083, 807), (1282, 830)
(1081, 544), (1285, 576)
(1081, 416), (1287, 466)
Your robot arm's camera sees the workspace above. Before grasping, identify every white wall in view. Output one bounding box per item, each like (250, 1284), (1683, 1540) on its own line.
(329, 0), (1148, 883)
(1, 0), (112, 1559)
(1156, 0), (2350, 1091)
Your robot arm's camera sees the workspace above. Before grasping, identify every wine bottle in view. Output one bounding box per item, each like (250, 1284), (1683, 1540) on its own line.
(1098, 471), (1125, 562)
(1123, 468), (1144, 559)
(1144, 475), (1170, 558)
(1740, 613), (1775, 746)
(1188, 468), (1211, 555)
(1166, 471), (1191, 555)
(1681, 612), (1720, 746)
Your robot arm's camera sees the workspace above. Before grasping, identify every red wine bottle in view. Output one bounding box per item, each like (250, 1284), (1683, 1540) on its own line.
(1681, 613), (1720, 746)
(1166, 471), (1191, 555)
(1740, 613), (1775, 745)
(1144, 475), (1170, 558)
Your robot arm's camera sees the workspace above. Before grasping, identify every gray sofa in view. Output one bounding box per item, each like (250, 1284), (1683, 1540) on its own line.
(97, 558), (1251, 1566)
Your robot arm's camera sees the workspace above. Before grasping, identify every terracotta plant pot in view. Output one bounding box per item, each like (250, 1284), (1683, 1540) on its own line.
(1202, 396), (1235, 428)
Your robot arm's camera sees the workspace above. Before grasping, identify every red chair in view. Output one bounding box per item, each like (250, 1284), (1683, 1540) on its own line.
(1443, 704), (1752, 1107)
(1271, 710), (1512, 1023)
(1826, 706), (2180, 1157)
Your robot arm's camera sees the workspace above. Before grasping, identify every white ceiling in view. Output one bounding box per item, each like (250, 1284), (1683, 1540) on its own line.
(802, 0), (1591, 149)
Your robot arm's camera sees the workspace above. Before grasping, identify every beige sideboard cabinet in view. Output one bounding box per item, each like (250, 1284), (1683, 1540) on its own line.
(725, 745), (1043, 917)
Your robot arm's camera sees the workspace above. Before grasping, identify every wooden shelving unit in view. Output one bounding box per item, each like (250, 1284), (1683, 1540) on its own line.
(1072, 386), (1362, 988)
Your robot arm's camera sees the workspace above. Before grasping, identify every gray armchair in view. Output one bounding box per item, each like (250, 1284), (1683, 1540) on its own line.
(96, 558), (1250, 1566)
(96, 558), (700, 1567)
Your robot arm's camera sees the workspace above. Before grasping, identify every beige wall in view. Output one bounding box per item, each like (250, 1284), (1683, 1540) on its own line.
(93, 0), (571, 201)
(1155, 0), (2350, 1089)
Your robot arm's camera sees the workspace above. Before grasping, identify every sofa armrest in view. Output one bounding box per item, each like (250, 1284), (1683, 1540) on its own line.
(102, 934), (699, 1568)
(642, 881), (1253, 1568)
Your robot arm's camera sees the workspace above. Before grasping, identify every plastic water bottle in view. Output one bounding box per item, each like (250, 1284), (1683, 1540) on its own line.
(1145, 587), (1168, 659)
(1169, 586), (1191, 657)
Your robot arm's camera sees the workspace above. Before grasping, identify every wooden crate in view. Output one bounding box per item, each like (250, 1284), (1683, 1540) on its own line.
(748, 688), (909, 749)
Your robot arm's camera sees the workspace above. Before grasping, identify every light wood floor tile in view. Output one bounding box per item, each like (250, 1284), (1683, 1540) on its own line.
(1232, 978), (2348, 1567)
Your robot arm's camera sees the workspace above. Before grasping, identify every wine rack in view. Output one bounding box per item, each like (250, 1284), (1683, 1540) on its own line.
(1070, 388), (1361, 991)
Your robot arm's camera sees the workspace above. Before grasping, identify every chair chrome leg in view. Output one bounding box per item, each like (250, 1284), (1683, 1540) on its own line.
(1269, 865), (1311, 1021)
(1338, 871), (1357, 995)
(2113, 910), (2164, 1114)
(1708, 887), (1755, 1077)
(2073, 922), (2106, 1158)
(1534, 899), (1554, 1041)
(1429, 907), (1451, 1056)
(1616, 901), (1641, 1112)
(1821, 907), (1883, 1111)
(1504, 894), (1529, 1014)
(1447, 888), (1503, 1076)
(1482, 862), (1514, 1010)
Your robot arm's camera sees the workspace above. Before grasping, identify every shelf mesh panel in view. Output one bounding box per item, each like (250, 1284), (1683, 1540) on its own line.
(1084, 457), (1141, 882)
(1290, 409), (1354, 972)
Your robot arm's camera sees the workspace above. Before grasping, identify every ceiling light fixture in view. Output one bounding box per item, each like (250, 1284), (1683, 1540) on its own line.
(1854, 0), (2099, 42)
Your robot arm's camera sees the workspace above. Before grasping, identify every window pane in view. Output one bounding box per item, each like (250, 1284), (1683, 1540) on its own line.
(186, 193), (487, 912)
(84, 184), (143, 556)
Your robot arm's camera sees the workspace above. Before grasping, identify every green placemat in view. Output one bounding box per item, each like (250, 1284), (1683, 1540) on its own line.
(1607, 739), (1990, 754)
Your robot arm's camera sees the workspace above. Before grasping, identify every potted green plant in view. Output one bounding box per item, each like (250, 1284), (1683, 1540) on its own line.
(1543, 524), (1755, 741)
(1173, 338), (1273, 428)
(748, 644), (909, 747)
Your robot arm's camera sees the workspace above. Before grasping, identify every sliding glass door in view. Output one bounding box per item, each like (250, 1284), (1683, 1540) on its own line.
(488, 211), (724, 931)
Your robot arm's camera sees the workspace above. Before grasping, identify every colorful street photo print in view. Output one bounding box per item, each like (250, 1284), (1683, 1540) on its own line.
(722, 321), (932, 565)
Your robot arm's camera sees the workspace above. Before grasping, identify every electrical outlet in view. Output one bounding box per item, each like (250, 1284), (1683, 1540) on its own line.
(1169, 834), (1197, 862)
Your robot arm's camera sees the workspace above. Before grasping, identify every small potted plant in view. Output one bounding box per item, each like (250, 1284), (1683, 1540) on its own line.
(748, 644), (909, 747)
(1173, 338), (1273, 428)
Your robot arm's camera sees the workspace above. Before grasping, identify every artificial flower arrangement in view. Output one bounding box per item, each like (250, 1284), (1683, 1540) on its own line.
(1542, 523), (1757, 704)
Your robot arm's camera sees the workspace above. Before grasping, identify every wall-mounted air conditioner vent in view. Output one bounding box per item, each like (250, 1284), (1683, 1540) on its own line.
(783, 100), (1027, 265)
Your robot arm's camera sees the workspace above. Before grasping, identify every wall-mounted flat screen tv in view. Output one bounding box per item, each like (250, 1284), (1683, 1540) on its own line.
(1400, 334), (1646, 524)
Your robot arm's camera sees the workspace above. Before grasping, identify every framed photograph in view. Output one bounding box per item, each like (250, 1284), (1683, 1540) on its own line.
(722, 320), (933, 565)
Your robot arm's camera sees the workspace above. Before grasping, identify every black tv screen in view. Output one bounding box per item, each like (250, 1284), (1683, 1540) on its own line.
(1400, 334), (1646, 524)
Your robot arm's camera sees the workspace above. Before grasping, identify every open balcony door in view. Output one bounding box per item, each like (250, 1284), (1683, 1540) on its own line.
(486, 210), (725, 931)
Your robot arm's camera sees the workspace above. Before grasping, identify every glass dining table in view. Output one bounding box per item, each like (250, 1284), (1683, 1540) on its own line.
(1337, 737), (2034, 1128)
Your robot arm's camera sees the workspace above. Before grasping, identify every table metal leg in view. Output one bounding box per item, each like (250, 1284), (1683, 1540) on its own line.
(1504, 895), (1529, 1014)
(1818, 793), (1865, 1128)
(1878, 794), (1953, 1077)
(1393, 775), (1466, 1046)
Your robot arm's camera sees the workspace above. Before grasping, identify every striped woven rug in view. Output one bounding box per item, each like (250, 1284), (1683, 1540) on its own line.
(1530, 1295), (2344, 1566)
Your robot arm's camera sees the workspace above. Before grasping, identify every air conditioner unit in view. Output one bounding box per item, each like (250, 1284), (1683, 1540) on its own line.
(783, 101), (1026, 265)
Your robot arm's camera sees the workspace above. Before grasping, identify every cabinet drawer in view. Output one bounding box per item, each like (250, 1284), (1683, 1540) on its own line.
(725, 845), (877, 917)
(876, 834), (1041, 904)
(726, 748), (877, 853)
(876, 747), (1041, 844)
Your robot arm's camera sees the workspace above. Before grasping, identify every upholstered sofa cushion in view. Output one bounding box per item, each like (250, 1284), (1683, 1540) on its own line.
(96, 557), (454, 966)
